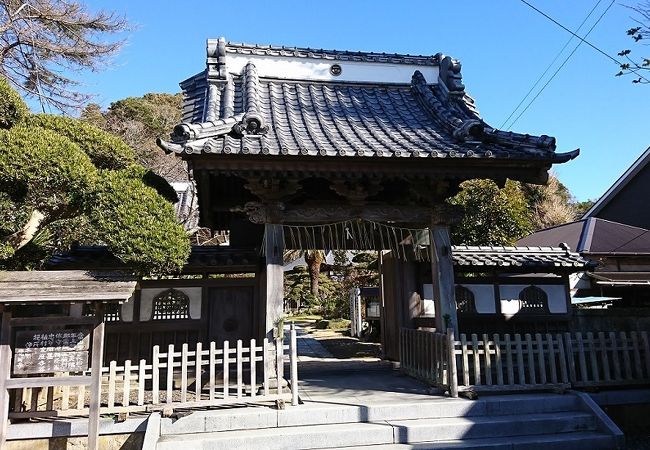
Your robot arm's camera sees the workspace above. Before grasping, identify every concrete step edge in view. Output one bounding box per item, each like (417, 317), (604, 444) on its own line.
(329, 431), (616, 450)
(156, 421), (396, 450)
(160, 396), (581, 435)
(158, 411), (596, 443)
(390, 412), (597, 443)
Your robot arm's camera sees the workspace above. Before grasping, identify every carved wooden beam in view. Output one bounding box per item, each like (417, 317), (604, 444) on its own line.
(234, 202), (462, 226)
(243, 177), (300, 202)
(408, 180), (454, 205)
(329, 180), (382, 206)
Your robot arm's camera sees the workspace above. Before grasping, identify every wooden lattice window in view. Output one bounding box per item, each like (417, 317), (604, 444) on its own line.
(83, 303), (120, 322)
(455, 285), (476, 314)
(518, 286), (549, 314)
(152, 289), (190, 320)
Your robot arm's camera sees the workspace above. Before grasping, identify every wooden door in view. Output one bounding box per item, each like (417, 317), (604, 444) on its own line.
(208, 287), (253, 344)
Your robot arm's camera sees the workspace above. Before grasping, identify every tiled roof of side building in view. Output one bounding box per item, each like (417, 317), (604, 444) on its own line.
(47, 245), (260, 272)
(158, 38), (578, 166)
(452, 245), (596, 272)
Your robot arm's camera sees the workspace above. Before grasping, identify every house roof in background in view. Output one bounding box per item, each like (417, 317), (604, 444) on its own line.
(451, 245), (594, 272)
(157, 38), (577, 172)
(517, 217), (650, 254)
(584, 146), (650, 218)
(588, 272), (650, 285)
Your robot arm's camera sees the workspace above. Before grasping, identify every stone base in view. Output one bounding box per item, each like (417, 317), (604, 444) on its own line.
(6, 433), (144, 450)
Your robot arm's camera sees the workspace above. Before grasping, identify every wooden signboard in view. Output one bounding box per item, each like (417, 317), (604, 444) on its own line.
(13, 329), (90, 375)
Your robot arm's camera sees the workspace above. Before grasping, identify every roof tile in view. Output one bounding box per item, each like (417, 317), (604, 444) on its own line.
(159, 42), (578, 166)
(452, 245), (595, 271)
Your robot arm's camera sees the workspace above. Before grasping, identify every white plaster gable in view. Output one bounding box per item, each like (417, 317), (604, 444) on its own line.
(226, 53), (439, 84)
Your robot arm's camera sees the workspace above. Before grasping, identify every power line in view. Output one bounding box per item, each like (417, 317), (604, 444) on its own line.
(606, 224), (650, 253)
(507, 0), (615, 129)
(500, 0), (604, 130)
(518, 0), (650, 83)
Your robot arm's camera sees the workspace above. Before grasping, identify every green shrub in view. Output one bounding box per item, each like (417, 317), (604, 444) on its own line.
(25, 114), (135, 169)
(88, 170), (190, 274)
(0, 126), (96, 211)
(1, 110), (190, 274)
(0, 77), (29, 129)
(122, 165), (178, 204)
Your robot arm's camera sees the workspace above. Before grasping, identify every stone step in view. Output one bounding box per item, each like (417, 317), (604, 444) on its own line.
(156, 412), (596, 450)
(341, 431), (617, 450)
(160, 393), (579, 435)
(388, 411), (595, 443)
(157, 421), (395, 450)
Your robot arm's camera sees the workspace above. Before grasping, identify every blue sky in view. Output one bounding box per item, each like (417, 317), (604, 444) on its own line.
(79, 0), (649, 202)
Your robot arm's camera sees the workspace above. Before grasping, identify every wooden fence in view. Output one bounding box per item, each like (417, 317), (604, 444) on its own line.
(400, 328), (650, 397)
(8, 329), (298, 418)
(399, 328), (455, 393)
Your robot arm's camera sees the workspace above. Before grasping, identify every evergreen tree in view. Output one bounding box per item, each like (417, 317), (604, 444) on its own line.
(0, 77), (190, 273)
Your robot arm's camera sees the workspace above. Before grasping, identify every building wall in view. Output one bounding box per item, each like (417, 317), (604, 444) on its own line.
(137, 287), (202, 321)
(594, 162), (650, 230)
(499, 284), (567, 315)
(103, 277), (259, 362)
(570, 308), (650, 333)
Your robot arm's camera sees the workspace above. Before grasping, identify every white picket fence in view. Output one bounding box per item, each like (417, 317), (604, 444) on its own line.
(9, 329), (298, 418)
(400, 328), (650, 397)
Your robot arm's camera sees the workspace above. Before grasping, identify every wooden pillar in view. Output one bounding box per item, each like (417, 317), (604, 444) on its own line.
(0, 308), (12, 449)
(429, 224), (458, 335)
(263, 224), (284, 342)
(380, 250), (421, 360)
(88, 304), (105, 450)
(261, 224), (284, 382)
(402, 258), (421, 324)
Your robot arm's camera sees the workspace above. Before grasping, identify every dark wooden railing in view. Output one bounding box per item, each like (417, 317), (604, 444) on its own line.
(400, 328), (650, 397)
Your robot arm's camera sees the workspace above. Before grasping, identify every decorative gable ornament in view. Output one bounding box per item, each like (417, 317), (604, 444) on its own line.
(158, 37), (579, 184)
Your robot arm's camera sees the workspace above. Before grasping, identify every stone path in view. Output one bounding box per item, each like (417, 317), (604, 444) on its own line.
(285, 323), (333, 360)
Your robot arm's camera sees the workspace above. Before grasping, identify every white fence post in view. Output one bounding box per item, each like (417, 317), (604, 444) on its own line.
(237, 340), (243, 399)
(152, 345), (160, 405)
(250, 339), (257, 399)
(290, 323), (299, 406)
(223, 340), (230, 400)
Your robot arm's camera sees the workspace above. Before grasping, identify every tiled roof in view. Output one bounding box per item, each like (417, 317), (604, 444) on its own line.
(221, 41), (439, 65)
(452, 245), (595, 271)
(47, 245), (259, 272)
(0, 271), (136, 304)
(158, 38), (578, 165)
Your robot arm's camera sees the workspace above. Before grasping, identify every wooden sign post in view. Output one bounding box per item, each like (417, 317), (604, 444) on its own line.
(0, 308), (13, 450)
(88, 303), (105, 450)
(0, 309), (105, 450)
(0, 270), (136, 450)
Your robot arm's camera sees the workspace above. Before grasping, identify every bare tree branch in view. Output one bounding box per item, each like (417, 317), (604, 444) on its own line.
(618, 1), (650, 83)
(0, 0), (129, 112)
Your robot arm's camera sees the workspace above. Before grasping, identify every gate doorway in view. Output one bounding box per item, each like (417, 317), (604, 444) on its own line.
(208, 286), (254, 344)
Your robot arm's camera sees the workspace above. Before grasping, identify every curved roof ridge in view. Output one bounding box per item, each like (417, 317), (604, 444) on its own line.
(210, 38), (441, 66)
(411, 70), (572, 157)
